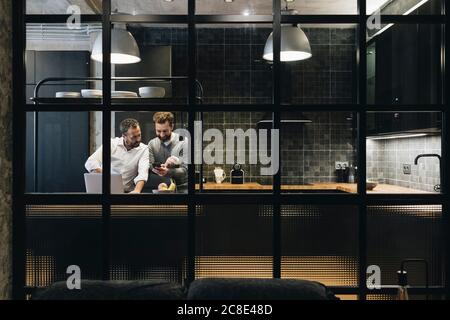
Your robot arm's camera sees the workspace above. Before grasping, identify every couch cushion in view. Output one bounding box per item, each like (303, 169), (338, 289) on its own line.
(33, 280), (186, 300)
(187, 278), (337, 300)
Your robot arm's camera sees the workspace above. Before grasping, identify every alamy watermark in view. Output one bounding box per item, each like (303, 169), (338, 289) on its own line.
(66, 5), (81, 30)
(173, 121), (280, 176)
(66, 265), (81, 290)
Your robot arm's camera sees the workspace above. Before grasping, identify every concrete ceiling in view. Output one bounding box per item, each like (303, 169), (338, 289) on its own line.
(27, 0), (391, 15)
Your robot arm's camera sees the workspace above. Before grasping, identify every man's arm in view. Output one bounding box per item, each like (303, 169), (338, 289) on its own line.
(132, 180), (145, 193)
(148, 140), (156, 170)
(132, 148), (150, 193)
(85, 145), (103, 172)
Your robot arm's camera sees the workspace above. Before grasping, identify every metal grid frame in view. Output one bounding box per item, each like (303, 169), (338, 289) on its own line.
(11, 0), (450, 299)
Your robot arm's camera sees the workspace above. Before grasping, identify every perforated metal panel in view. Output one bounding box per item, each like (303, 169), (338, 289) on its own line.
(366, 294), (445, 300)
(110, 205), (188, 284)
(195, 205), (273, 279)
(367, 205), (443, 287)
(26, 205), (102, 287)
(280, 205), (359, 287)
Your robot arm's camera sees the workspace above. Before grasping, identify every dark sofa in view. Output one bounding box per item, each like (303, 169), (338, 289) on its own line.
(33, 278), (337, 300)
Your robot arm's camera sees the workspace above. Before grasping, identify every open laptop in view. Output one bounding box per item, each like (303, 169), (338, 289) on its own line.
(84, 173), (124, 194)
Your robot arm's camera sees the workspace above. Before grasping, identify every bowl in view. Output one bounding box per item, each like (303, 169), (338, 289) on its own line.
(366, 180), (378, 190)
(111, 91), (138, 98)
(81, 89), (102, 98)
(56, 92), (81, 98)
(139, 86), (165, 98)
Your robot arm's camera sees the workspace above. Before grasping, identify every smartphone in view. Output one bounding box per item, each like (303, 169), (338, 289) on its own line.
(153, 162), (162, 168)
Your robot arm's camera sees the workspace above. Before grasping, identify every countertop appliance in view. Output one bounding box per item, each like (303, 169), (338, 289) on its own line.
(230, 164), (244, 184)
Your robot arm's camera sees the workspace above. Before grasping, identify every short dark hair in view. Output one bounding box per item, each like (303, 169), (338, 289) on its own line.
(120, 118), (140, 135)
(153, 112), (174, 127)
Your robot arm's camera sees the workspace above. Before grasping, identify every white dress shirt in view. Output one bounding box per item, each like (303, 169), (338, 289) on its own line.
(85, 137), (149, 192)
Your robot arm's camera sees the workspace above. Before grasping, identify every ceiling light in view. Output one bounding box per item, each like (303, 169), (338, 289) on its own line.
(263, 1), (312, 62)
(263, 25), (312, 62)
(91, 28), (141, 64)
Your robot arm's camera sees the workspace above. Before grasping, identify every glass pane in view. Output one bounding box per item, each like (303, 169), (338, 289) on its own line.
(367, 205), (444, 288)
(111, 205), (188, 283)
(367, 24), (442, 105)
(26, 23), (101, 104)
(26, 112), (102, 193)
(197, 24), (273, 105)
(280, 25), (357, 105)
(366, 112), (442, 193)
(196, 204), (273, 279)
(280, 0), (357, 15)
(281, 112), (358, 194)
(281, 205), (359, 287)
(26, 0), (102, 14)
(111, 0), (187, 14)
(196, 112), (275, 192)
(196, 0), (272, 15)
(26, 205), (102, 288)
(106, 24), (188, 104)
(366, 0), (442, 15)
(104, 111), (188, 194)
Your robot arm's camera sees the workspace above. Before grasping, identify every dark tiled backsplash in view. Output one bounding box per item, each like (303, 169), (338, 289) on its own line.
(129, 26), (356, 104)
(130, 27), (357, 184)
(201, 112), (357, 185)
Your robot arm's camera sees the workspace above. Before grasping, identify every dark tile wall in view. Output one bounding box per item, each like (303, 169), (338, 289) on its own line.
(201, 112), (357, 185)
(129, 26), (357, 184)
(281, 112), (357, 185)
(196, 26), (356, 104)
(129, 26), (356, 104)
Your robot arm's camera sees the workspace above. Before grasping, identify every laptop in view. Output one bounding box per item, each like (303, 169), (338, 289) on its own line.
(84, 173), (124, 194)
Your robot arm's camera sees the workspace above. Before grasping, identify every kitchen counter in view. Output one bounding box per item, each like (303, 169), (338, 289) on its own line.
(195, 182), (430, 193)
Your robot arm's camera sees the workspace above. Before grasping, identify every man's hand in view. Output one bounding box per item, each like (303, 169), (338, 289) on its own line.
(165, 156), (180, 168)
(93, 168), (102, 173)
(152, 164), (169, 176)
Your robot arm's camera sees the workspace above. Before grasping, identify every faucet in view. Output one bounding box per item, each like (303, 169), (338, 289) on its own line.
(414, 154), (442, 192)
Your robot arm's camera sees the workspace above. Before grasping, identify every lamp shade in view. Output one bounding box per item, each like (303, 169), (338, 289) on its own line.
(91, 29), (141, 64)
(263, 25), (312, 62)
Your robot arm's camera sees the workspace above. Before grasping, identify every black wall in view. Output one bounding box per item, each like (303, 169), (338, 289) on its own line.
(26, 50), (90, 192)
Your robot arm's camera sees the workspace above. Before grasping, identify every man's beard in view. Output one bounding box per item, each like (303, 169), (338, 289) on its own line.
(158, 134), (171, 142)
(126, 140), (140, 149)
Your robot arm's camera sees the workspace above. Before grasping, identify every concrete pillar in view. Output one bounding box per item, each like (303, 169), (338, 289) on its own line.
(0, 0), (13, 300)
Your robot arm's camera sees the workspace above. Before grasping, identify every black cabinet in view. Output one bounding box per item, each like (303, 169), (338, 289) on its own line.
(26, 50), (90, 102)
(372, 23), (441, 105)
(34, 51), (90, 80)
(367, 112), (441, 136)
(26, 51), (91, 193)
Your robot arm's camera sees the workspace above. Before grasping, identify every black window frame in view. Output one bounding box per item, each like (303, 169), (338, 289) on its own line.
(11, 0), (450, 300)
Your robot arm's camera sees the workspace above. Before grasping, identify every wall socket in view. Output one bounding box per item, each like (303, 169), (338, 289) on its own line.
(335, 161), (349, 170)
(403, 164), (411, 175)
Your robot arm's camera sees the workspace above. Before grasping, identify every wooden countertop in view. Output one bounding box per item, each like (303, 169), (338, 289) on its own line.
(195, 182), (429, 193)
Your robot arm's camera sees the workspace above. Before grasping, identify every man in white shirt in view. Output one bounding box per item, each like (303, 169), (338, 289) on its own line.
(85, 118), (149, 193)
